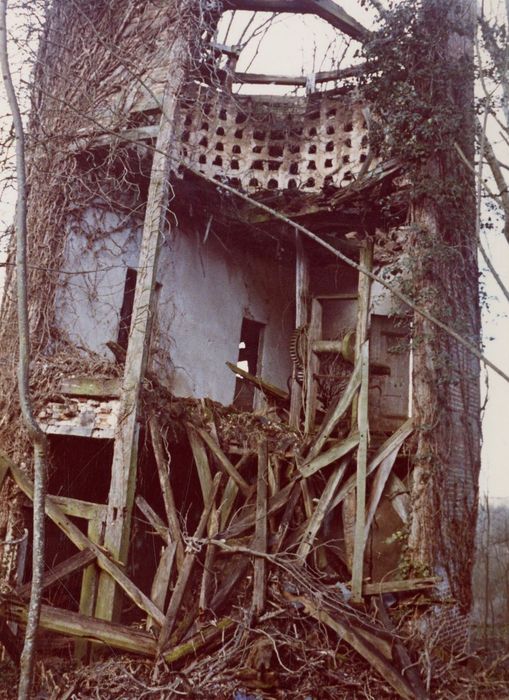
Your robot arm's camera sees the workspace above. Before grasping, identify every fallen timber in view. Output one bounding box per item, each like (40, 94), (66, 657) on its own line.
(0, 369), (438, 697)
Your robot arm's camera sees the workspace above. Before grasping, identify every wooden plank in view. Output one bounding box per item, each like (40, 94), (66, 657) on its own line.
(147, 542), (177, 631)
(58, 376), (121, 398)
(196, 428), (251, 497)
(305, 353), (362, 462)
(233, 64), (365, 87)
(252, 440), (268, 616)
(272, 481), (301, 554)
(290, 230), (310, 428)
(299, 433), (359, 478)
(186, 424), (213, 500)
(16, 549), (96, 600)
(351, 340), (370, 602)
(149, 416), (184, 569)
(135, 495), (171, 543)
(225, 362), (289, 402)
(363, 577), (439, 596)
(7, 458), (165, 626)
(328, 419), (414, 513)
(386, 473), (410, 523)
(297, 457), (350, 563)
(76, 518), (102, 661)
(96, 34), (190, 623)
(158, 472), (222, 651)
(291, 595), (415, 700)
(364, 446), (405, 540)
(199, 506), (219, 611)
(48, 496), (106, 521)
(163, 618), (235, 664)
(304, 298), (322, 434)
(0, 599), (156, 657)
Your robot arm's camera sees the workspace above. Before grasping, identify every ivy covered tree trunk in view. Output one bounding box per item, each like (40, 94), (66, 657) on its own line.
(407, 0), (481, 616)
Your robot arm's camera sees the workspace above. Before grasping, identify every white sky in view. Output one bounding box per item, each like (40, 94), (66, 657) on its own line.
(0, 0), (507, 498)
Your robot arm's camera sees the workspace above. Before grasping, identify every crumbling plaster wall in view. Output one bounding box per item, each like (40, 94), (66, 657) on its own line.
(55, 209), (294, 405)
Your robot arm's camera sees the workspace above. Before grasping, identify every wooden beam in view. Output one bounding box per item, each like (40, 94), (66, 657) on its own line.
(76, 518), (103, 661)
(195, 427), (251, 497)
(149, 416), (184, 569)
(48, 496), (106, 521)
(304, 298), (322, 434)
(252, 440), (268, 616)
(0, 599), (156, 657)
(362, 577), (440, 596)
(58, 376), (121, 398)
(147, 542), (177, 631)
(136, 495), (171, 543)
(16, 549), (96, 600)
(233, 63), (366, 86)
(364, 442), (407, 540)
(224, 0), (369, 41)
(7, 458), (165, 626)
(305, 352), (362, 463)
(290, 230), (310, 428)
(225, 362), (289, 402)
(297, 456), (350, 563)
(299, 433), (359, 478)
(351, 340), (370, 602)
(95, 34), (190, 623)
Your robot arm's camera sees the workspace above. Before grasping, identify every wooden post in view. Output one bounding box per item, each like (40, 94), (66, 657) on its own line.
(304, 298), (322, 434)
(252, 440), (268, 616)
(76, 517), (103, 660)
(95, 36), (190, 623)
(290, 231), (310, 428)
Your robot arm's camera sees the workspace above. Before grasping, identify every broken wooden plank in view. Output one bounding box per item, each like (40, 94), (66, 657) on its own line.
(386, 473), (410, 524)
(186, 423), (213, 499)
(305, 353), (362, 462)
(292, 595), (415, 700)
(328, 419), (414, 513)
(199, 506), (219, 612)
(0, 598), (156, 657)
(304, 298), (322, 434)
(48, 495), (106, 521)
(196, 427), (251, 497)
(272, 481), (301, 554)
(299, 432), (359, 478)
(297, 456), (350, 563)
(290, 230), (310, 428)
(7, 457), (165, 626)
(225, 362), (289, 402)
(16, 548), (96, 600)
(163, 617), (235, 664)
(351, 340), (370, 602)
(158, 472), (222, 651)
(364, 442), (406, 540)
(252, 440), (268, 616)
(149, 416), (184, 568)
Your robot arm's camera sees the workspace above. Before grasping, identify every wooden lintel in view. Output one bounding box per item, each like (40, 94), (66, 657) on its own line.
(362, 577), (440, 596)
(16, 548), (96, 600)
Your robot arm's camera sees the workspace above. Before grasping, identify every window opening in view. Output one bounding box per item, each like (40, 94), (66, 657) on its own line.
(233, 318), (264, 411)
(117, 267), (137, 350)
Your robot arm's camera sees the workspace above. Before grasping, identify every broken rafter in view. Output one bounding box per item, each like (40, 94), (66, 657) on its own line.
(16, 549), (96, 600)
(224, 0), (370, 41)
(225, 361), (289, 402)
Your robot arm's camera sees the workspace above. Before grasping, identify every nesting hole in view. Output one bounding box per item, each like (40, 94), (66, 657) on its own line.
(216, 127), (225, 136)
(268, 144), (284, 158)
(308, 145), (317, 154)
(213, 155), (223, 166)
(325, 141), (334, 152)
(268, 178), (278, 189)
(289, 162), (299, 175)
(232, 145), (241, 154)
(252, 160), (264, 170)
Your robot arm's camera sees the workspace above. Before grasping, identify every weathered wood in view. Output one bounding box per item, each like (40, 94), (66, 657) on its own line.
(297, 457), (350, 563)
(58, 376), (121, 398)
(351, 341), (370, 602)
(199, 506), (219, 611)
(299, 433), (359, 478)
(158, 472), (222, 651)
(49, 495), (106, 521)
(186, 423), (213, 499)
(364, 442), (406, 540)
(0, 598), (156, 657)
(304, 298), (322, 434)
(76, 518), (102, 660)
(362, 577), (439, 596)
(96, 34), (190, 623)
(386, 473), (410, 523)
(329, 421), (414, 513)
(290, 230), (310, 428)
(233, 64), (366, 87)
(136, 495), (170, 544)
(149, 416), (184, 568)
(218, 453), (252, 530)
(16, 549), (96, 600)
(147, 542), (177, 631)
(226, 361), (289, 402)
(292, 595), (414, 700)
(252, 440), (268, 616)
(210, 555), (251, 611)
(305, 353), (362, 462)
(163, 617), (235, 664)
(0, 617), (21, 663)
(7, 458), (165, 626)
(272, 481), (301, 554)
(196, 427), (251, 497)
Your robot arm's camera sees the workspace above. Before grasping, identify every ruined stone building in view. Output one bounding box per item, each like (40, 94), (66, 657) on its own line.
(0, 1), (481, 694)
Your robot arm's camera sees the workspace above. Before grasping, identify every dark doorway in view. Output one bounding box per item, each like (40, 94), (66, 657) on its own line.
(233, 317), (264, 411)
